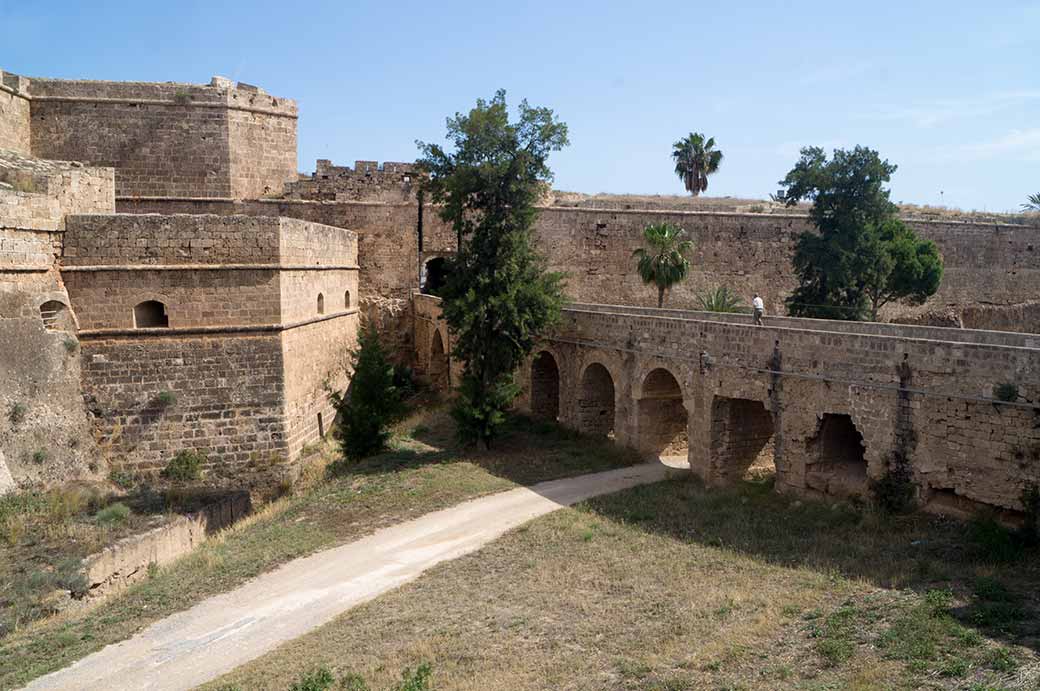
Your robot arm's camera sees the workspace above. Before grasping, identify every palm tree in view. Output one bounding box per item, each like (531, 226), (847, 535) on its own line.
(632, 223), (695, 308)
(1022, 193), (1040, 212)
(697, 286), (746, 313)
(672, 133), (723, 196)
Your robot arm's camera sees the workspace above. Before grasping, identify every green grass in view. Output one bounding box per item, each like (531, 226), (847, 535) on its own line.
(203, 475), (1039, 691)
(0, 408), (640, 689)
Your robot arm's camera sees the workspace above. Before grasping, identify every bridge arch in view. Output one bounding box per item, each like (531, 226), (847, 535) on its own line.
(709, 395), (776, 482)
(635, 366), (689, 459)
(530, 350), (561, 421)
(578, 362), (616, 438)
(429, 328), (450, 391)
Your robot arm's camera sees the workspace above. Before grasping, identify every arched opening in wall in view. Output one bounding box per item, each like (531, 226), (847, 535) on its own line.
(40, 300), (73, 332)
(529, 351), (560, 422)
(133, 300), (169, 328)
(709, 397), (775, 483)
(805, 413), (868, 499)
(344, 290), (352, 309)
(636, 368), (687, 460)
(317, 293), (325, 315)
(579, 363), (615, 438)
(429, 330), (450, 391)
(421, 257), (448, 296)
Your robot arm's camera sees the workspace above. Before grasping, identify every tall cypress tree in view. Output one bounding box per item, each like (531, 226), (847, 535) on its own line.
(417, 90), (568, 448)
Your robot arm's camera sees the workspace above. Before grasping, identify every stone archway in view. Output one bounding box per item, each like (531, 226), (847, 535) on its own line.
(421, 257), (449, 296)
(530, 350), (560, 421)
(636, 367), (687, 458)
(429, 329), (449, 391)
(805, 413), (868, 498)
(578, 362), (615, 438)
(709, 396), (775, 482)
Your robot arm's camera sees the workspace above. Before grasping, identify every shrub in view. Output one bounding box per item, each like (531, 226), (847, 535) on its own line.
(969, 514), (1022, 563)
(392, 663), (432, 691)
(154, 390), (177, 408)
(696, 285), (747, 313)
(330, 323), (406, 462)
(62, 338), (79, 353)
(162, 450), (205, 482)
(108, 468), (135, 490)
(993, 382), (1019, 402)
(95, 502), (131, 525)
(289, 667), (335, 691)
(870, 451), (916, 513)
(30, 449), (47, 465)
(8, 402), (26, 426)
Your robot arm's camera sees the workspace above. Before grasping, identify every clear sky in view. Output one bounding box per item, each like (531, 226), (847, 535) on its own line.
(2, 0), (1038, 211)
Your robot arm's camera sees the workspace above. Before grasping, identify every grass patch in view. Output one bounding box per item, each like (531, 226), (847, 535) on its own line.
(203, 475), (1039, 691)
(0, 407), (640, 689)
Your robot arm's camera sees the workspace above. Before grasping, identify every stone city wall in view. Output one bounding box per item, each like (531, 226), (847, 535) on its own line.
(283, 160), (420, 202)
(19, 73), (297, 200)
(0, 71), (31, 155)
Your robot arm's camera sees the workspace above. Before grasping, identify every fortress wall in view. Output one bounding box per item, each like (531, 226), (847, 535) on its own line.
(27, 78), (297, 200)
(0, 72), (31, 154)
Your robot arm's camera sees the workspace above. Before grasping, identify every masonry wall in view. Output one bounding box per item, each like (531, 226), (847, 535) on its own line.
(0, 72), (30, 155)
(510, 304), (1040, 516)
(27, 77), (297, 200)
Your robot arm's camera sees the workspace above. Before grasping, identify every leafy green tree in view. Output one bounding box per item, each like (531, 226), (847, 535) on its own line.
(860, 218), (943, 320)
(632, 223), (695, 307)
(778, 146), (941, 320)
(1022, 193), (1040, 212)
(672, 133), (723, 196)
(417, 90), (568, 448)
(330, 322), (406, 461)
(697, 285), (746, 313)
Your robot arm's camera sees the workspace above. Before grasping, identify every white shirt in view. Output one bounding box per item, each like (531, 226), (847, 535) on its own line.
(752, 296), (764, 310)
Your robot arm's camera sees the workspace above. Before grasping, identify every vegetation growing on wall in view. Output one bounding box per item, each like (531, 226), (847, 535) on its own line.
(416, 90), (568, 448)
(696, 285), (746, 313)
(777, 146), (943, 321)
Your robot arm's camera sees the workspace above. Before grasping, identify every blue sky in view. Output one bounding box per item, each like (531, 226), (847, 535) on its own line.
(2, 0), (1038, 211)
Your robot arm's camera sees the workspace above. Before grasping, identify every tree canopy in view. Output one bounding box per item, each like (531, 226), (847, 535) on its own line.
(416, 90), (568, 447)
(672, 133), (723, 196)
(632, 223), (695, 308)
(778, 146), (942, 321)
(1023, 193), (1040, 212)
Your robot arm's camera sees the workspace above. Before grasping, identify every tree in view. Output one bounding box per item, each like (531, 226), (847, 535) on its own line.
(416, 90), (568, 448)
(697, 285), (746, 313)
(860, 218), (943, 321)
(672, 133), (723, 196)
(778, 146), (941, 320)
(330, 322), (406, 461)
(1023, 193), (1040, 212)
(632, 223), (695, 308)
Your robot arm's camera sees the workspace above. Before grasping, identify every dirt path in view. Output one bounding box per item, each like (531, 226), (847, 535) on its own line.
(24, 461), (678, 691)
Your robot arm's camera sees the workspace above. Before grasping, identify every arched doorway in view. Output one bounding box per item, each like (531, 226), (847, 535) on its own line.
(530, 351), (560, 421)
(805, 414), (868, 498)
(421, 257), (449, 296)
(709, 396), (775, 482)
(429, 330), (450, 391)
(579, 363), (615, 438)
(39, 300), (73, 332)
(637, 368), (687, 458)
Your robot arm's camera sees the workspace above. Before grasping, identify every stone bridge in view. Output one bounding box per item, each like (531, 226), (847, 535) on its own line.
(415, 296), (1040, 519)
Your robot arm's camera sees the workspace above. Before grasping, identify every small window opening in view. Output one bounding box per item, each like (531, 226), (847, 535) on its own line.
(40, 300), (70, 331)
(344, 290), (352, 309)
(133, 300), (169, 328)
(318, 412), (325, 439)
(317, 293), (325, 315)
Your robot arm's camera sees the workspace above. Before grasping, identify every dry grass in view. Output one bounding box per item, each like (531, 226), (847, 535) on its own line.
(207, 476), (1039, 691)
(0, 406), (640, 690)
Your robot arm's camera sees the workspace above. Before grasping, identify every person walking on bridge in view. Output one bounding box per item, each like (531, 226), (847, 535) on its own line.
(752, 293), (765, 325)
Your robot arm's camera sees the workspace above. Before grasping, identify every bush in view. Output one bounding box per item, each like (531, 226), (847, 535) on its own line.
(30, 449), (47, 465)
(331, 323), (406, 462)
(696, 286), (747, 313)
(95, 502), (131, 525)
(154, 390), (177, 408)
(870, 451), (916, 513)
(108, 468), (135, 490)
(162, 450), (205, 482)
(993, 382), (1019, 402)
(8, 402), (26, 426)
(969, 514), (1022, 563)
(392, 663), (432, 691)
(289, 667), (335, 691)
